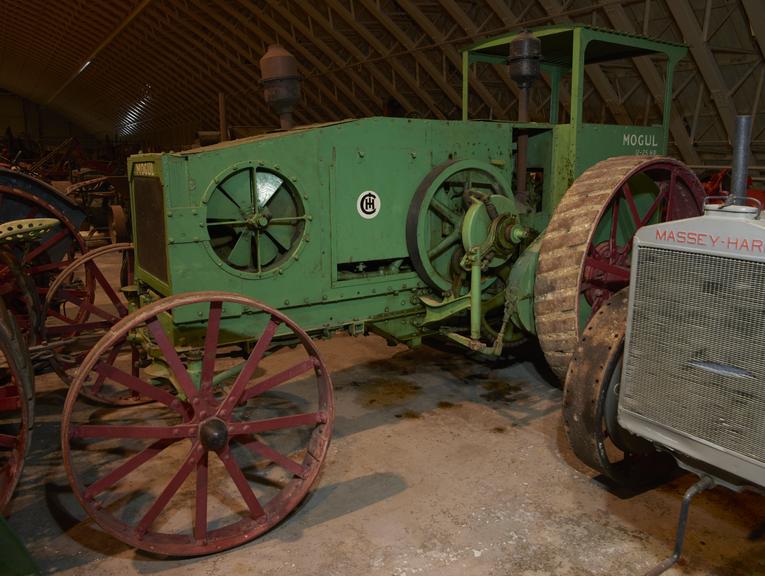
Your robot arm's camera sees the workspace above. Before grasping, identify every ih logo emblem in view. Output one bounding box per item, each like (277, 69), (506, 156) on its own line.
(357, 190), (380, 219)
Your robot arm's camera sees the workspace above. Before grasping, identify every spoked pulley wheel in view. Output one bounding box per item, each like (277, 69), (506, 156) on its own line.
(0, 300), (34, 512)
(44, 243), (136, 403)
(535, 156), (704, 380)
(61, 291), (334, 556)
(406, 159), (513, 294)
(563, 290), (675, 487)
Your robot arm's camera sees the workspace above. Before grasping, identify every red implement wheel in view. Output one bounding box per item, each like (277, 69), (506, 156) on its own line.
(0, 184), (87, 322)
(61, 292), (334, 556)
(0, 300), (34, 512)
(535, 157), (704, 381)
(44, 243), (136, 402)
(0, 249), (42, 344)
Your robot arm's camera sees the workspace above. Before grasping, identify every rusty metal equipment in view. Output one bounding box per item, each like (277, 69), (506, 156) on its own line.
(0, 169), (87, 340)
(58, 25), (709, 556)
(565, 116), (764, 575)
(65, 175), (131, 243)
(260, 45), (301, 130)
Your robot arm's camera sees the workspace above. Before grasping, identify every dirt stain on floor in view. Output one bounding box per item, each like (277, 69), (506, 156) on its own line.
(394, 410), (421, 419)
(480, 378), (529, 403)
(353, 377), (422, 407)
(437, 401), (459, 409)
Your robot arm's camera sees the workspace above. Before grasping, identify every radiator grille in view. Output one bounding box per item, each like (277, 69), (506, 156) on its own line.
(622, 247), (765, 464)
(133, 176), (168, 284)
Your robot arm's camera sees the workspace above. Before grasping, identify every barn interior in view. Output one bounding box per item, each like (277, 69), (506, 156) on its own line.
(1, 2), (765, 575)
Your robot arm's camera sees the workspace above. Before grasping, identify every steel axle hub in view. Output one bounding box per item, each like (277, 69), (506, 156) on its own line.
(199, 417), (228, 452)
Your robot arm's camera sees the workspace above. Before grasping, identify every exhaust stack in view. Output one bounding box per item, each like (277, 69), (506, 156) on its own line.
(260, 45), (301, 130)
(730, 115), (753, 205)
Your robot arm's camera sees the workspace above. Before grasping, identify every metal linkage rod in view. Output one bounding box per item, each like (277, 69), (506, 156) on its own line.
(644, 475), (715, 576)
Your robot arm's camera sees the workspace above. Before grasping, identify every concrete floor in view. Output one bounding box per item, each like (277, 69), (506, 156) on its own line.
(5, 330), (765, 576)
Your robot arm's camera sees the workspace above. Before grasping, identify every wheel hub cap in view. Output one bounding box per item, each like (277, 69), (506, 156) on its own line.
(199, 417), (228, 452)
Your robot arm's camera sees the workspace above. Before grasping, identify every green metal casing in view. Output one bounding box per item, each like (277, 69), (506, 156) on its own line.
(128, 24), (688, 344)
(129, 119), (515, 342)
(464, 25), (686, 334)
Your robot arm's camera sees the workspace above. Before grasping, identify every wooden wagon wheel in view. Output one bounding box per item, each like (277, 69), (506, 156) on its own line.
(61, 291), (334, 556)
(0, 300), (34, 512)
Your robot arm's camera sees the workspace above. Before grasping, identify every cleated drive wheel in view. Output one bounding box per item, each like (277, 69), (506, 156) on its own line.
(535, 156), (704, 381)
(563, 289), (675, 487)
(61, 292), (334, 556)
(44, 243), (137, 403)
(0, 300), (34, 512)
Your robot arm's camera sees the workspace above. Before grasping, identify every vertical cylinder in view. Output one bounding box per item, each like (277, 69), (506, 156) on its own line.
(470, 257), (482, 340)
(731, 115), (753, 205)
(516, 88), (530, 199)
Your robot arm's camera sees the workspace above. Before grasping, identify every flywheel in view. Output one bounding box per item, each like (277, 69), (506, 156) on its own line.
(406, 159), (514, 294)
(534, 156), (704, 381)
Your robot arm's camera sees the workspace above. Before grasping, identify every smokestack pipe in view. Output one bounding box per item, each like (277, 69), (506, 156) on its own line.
(731, 115), (753, 205)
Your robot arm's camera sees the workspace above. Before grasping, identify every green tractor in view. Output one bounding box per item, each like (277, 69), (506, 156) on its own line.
(56, 25), (704, 556)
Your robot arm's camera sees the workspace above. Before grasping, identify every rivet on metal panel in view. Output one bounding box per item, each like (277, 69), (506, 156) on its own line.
(284, 300), (289, 305)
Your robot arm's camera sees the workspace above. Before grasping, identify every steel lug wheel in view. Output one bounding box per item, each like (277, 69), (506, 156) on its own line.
(535, 156), (704, 381)
(61, 291), (334, 556)
(563, 289), (675, 487)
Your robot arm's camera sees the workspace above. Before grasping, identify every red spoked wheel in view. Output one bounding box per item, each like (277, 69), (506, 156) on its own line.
(0, 184), (87, 324)
(61, 292), (334, 556)
(535, 156), (704, 380)
(0, 248), (42, 344)
(0, 300), (34, 512)
(44, 243), (136, 402)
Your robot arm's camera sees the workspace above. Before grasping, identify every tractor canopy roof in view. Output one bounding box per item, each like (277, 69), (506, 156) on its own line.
(463, 24), (687, 68)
